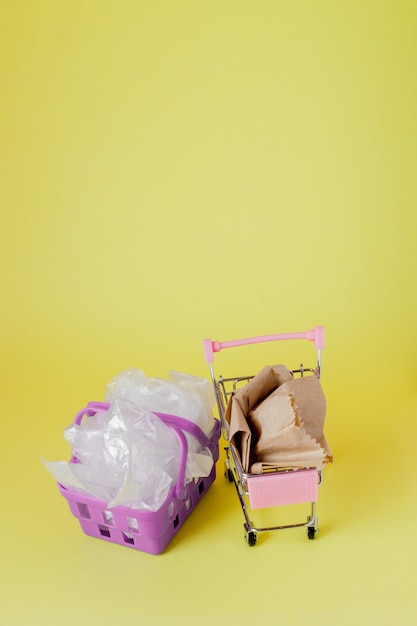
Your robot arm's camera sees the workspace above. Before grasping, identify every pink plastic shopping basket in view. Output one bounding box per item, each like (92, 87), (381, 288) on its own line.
(57, 402), (221, 555)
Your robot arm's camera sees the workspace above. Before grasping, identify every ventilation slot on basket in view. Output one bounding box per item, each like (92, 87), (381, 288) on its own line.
(198, 481), (205, 495)
(98, 525), (111, 538)
(102, 510), (114, 525)
(77, 503), (91, 519)
(123, 532), (135, 545)
(126, 517), (139, 534)
(173, 515), (179, 529)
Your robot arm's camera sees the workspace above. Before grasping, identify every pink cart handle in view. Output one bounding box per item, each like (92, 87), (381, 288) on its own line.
(72, 403), (211, 499)
(202, 326), (324, 363)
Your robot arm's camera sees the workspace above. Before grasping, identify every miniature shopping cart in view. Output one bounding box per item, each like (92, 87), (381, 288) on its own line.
(57, 402), (221, 555)
(203, 326), (327, 546)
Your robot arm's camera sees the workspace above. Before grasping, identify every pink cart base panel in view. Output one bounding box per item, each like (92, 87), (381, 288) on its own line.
(247, 467), (319, 509)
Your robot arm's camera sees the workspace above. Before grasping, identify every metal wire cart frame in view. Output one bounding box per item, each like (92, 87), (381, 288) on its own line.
(203, 326), (327, 546)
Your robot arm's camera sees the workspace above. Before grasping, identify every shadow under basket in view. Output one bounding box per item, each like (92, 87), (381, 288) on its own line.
(57, 403), (221, 555)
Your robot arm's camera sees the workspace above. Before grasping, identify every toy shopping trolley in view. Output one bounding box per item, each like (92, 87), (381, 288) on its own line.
(203, 326), (332, 546)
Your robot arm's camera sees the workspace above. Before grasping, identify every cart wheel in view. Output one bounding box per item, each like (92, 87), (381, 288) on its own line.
(244, 529), (258, 547)
(224, 462), (234, 482)
(307, 526), (316, 540)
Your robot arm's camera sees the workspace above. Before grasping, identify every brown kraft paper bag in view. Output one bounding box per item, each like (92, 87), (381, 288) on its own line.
(224, 364), (332, 473)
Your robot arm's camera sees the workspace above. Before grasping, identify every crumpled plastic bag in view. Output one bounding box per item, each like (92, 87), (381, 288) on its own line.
(105, 368), (215, 436)
(43, 370), (216, 511)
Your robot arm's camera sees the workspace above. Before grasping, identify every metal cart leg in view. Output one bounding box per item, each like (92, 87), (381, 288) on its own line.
(225, 450), (258, 546)
(306, 501), (319, 540)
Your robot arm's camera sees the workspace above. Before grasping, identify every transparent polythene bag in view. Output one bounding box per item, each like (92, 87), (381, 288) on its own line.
(43, 370), (216, 511)
(105, 368), (216, 436)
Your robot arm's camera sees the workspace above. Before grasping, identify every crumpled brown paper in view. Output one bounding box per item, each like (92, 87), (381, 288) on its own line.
(224, 364), (332, 473)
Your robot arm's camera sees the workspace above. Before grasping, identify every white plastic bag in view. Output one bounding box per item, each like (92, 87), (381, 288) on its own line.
(105, 368), (216, 435)
(43, 370), (216, 511)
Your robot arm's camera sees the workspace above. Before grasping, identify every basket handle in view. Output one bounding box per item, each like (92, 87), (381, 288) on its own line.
(202, 326), (324, 363)
(73, 401), (110, 424)
(73, 403), (211, 499)
(152, 412), (212, 498)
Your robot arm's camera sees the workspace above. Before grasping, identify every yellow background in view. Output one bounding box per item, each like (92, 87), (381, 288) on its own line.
(1, 1), (417, 624)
